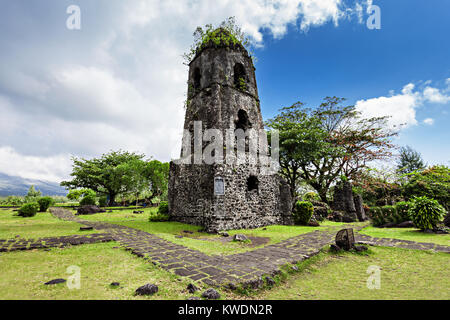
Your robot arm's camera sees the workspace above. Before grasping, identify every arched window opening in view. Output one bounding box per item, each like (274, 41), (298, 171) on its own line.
(235, 109), (252, 131)
(193, 68), (201, 90)
(247, 176), (259, 192)
(234, 63), (247, 90)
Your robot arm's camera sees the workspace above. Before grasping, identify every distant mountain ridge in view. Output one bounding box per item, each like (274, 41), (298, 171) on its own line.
(0, 172), (67, 196)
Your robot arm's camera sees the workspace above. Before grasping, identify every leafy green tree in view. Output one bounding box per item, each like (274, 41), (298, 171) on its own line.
(397, 146), (426, 175)
(145, 160), (170, 202)
(353, 167), (403, 206)
(402, 165), (450, 210)
(267, 97), (398, 203)
(67, 189), (88, 201)
(61, 150), (147, 206)
(266, 102), (329, 199)
(117, 158), (150, 206)
(24, 185), (42, 203)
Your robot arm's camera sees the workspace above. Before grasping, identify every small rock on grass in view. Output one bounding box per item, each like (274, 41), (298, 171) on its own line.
(330, 244), (342, 252)
(227, 283), (237, 290)
(396, 221), (415, 228)
(232, 234), (249, 242)
(265, 276), (276, 287)
(44, 279), (66, 285)
(187, 296), (200, 300)
(201, 288), (220, 300)
(110, 282), (120, 287)
(353, 245), (368, 252)
(187, 283), (198, 293)
(135, 283), (158, 296)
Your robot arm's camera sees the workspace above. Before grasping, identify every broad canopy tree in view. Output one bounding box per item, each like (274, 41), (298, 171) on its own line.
(267, 97), (398, 203)
(61, 150), (169, 206)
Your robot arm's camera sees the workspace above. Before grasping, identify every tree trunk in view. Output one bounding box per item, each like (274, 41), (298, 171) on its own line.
(108, 192), (116, 206)
(318, 190), (328, 204)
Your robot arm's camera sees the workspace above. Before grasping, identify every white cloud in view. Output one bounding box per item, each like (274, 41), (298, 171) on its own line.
(356, 82), (450, 129)
(423, 86), (450, 104)
(423, 118), (434, 125)
(0, 0), (370, 182)
(0, 146), (72, 182)
(355, 83), (420, 128)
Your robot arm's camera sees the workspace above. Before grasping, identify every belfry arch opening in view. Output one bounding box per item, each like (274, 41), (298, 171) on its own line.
(193, 68), (201, 90)
(234, 63), (246, 89)
(247, 176), (259, 192)
(235, 109), (252, 131)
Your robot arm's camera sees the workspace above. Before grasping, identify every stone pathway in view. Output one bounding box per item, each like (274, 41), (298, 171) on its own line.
(355, 233), (450, 252)
(3, 208), (449, 289)
(0, 233), (114, 252)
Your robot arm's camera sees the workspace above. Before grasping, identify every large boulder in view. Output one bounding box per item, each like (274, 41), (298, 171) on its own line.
(332, 181), (358, 222)
(310, 200), (329, 222)
(327, 211), (344, 222)
(353, 194), (368, 222)
(76, 205), (106, 215)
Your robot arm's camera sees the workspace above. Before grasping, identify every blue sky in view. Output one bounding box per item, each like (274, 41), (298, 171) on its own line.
(0, 0), (448, 182)
(255, 0), (450, 166)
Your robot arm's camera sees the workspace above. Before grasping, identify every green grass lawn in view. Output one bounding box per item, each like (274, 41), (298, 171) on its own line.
(1, 243), (448, 300)
(0, 209), (96, 240)
(360, 226), (450, 246)
(78, 208), (348, 255)
(0, 242), (196, 300)
(251, 246), (450, 300)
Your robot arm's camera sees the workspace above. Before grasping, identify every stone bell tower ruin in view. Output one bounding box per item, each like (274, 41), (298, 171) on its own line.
(168, 29), (292, 232)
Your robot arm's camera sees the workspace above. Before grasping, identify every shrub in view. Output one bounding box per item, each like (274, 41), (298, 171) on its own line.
(369, 205), (407, 226)
(80, 195), (96, 206)
(395, 201), (411, 222)
(380, 205), (397, 223)
(37, 197), (55, 212)
(303, 192), (320, 202)
(79, 189), (97, 206)
(368, 206), (384, 226)
(158, 201), (169, 214)
(2, 196), (24, 206)
(18, 203), (39, 217)
(292, 201), (314, 225)
(408, 196), (446, 230)
(149, 213), (170, 222)
(98, 196), (108, 207)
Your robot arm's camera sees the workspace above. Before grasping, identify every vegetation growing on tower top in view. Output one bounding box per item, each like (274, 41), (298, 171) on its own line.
(183, 17), (253, 65)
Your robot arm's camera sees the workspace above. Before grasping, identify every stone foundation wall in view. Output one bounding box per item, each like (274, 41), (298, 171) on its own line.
(168, 162), (292, 232)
